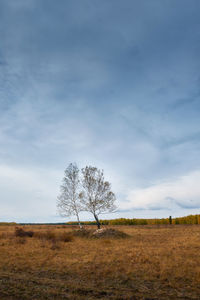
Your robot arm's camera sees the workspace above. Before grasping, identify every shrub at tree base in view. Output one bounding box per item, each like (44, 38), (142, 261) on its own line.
(72, 228), (129, 239)
(92, 228), (129, 239)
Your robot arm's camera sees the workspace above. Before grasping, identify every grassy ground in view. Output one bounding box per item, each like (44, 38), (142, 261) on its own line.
(0, 225), (200, 299)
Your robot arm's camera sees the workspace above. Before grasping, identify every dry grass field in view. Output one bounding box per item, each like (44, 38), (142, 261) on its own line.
(0, 225), (200, 299)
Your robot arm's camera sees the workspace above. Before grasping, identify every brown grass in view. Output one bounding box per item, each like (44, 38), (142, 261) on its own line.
(0, 225), (199, 299)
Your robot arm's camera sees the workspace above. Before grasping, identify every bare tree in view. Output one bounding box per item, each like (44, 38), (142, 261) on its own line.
(57, 163), (83, 228)
(80, 166), (116, 229)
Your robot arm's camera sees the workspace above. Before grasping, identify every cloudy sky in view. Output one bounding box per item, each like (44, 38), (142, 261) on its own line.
(0, 0), (200, 222)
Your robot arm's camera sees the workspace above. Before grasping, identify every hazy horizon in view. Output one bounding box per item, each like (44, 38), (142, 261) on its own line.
(0, 0), (200, 223)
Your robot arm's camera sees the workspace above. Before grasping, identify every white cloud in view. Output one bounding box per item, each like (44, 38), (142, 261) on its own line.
(125, 170), (200, 211)
(0, 164), (61, 221)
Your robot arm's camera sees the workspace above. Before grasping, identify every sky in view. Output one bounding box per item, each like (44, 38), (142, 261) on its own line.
(0, 0), (200, 223)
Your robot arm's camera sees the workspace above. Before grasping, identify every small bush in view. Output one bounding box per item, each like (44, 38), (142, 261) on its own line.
(15, 227), (34, 238)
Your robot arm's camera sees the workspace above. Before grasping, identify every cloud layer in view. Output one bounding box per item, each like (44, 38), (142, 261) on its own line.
(127, 171), (200, 211)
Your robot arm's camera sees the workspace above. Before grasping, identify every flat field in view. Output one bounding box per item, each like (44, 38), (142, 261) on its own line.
(0, 225), (199, 299)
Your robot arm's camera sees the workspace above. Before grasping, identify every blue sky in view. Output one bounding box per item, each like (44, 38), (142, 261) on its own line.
(0, 0), (200, 222)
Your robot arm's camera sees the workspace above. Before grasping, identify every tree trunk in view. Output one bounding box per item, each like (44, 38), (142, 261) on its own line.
(94, 213), (101, 229)
(76, 212), (83, 229)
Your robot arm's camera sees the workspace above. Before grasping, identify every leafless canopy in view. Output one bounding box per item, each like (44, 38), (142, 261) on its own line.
(57, 163), (83, 228)
(80, 166), (116, 228)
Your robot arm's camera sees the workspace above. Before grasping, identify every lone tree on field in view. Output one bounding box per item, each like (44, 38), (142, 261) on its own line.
(80, 166), (116, 229)
(57, 163), (83, 228)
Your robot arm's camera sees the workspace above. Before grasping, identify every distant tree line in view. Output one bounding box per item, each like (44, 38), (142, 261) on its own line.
(1, 215), (200, 226)
(65, 214), (200, 226)
(0, 222), (17, 226)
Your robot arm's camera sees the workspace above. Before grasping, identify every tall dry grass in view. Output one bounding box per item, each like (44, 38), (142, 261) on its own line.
(0, 225), (199, 299)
